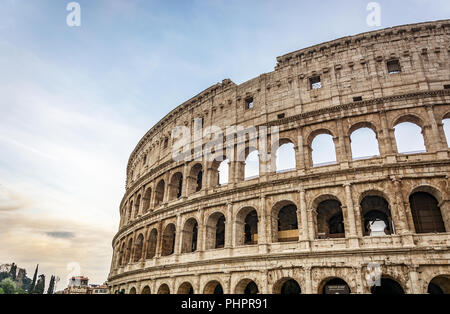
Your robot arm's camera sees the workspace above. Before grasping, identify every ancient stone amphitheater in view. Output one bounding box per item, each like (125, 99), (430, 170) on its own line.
(108, 20), (450, 294)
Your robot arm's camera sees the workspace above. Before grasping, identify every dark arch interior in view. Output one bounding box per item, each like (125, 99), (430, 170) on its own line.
(278, 205), (298, 231)
(214, 284), (223, 294)
(281, 279), (301, 294)
(277, 204), (298, 242)
(322, 278), (350, 294)
(244, 210), (258, 245)
(244, 281), (259, 294)
(161, 224), (176, 256)
(427, 276), (450, 294)
(316, 199), (345, 239)
(215, 215), (225, 248)
(410, 192), (445, 233)
(196, 170), (203, 191)
(428, 283), (443, 294)
(158, 284), (170, 294)
(371, 278), (404, 294)
(178, 282), (194, 294)
(361, 196), (392, 236)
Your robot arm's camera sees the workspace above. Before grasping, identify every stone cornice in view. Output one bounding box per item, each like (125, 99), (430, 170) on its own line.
(275, 19), (450, 68)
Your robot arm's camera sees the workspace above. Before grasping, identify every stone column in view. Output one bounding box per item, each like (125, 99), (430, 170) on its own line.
(225, 202), (233, 249)
(163, 173), (170, 203)
(344, 183), (359, 247)
(379, 110), (396, 158)
(260, 271), (269, 294)
(336, 119), (351, 167)
(260, 152), (271, 181)
(425, 104), (444, 152)
(155, 220), (163, 258)
(197, 209), (205, 254)
(355, 267), (364, 294)
(307, 208), (316, 241)
(408, 265), (421, 294)
(391, 178), (410, 234)
(304, 267), (313, 294)
(202, 160), (208, 191)
(299, 190), (310, 250)
(181, 163), (189, 198)
(296, 131), (306, 171)
(141, 226), (150, 263)
(174, 214), (182, 255)
(258, 195), (268, 246)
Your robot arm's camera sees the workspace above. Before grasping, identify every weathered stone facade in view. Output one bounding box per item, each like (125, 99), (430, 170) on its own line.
(108, 20), (450, 294)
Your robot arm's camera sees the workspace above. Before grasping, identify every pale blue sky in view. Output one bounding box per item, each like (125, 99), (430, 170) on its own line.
(0, 0), (449, 289)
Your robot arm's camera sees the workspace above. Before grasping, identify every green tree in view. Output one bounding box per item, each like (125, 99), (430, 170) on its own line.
(0, 278), (17, 294)
(28, 264), (38, 293)
(9, 263), (17, 281)
(32, 274), (45, 294)
(47, 275), (55, 294)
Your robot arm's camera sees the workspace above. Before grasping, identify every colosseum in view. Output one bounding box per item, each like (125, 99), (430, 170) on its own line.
(108, 20), (450, 294)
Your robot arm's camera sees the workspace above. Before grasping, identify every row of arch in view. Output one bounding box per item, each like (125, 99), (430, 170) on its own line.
(122, 112), (450, 225)
(115, 188), (447, 267)
(120, 274), (450, 294)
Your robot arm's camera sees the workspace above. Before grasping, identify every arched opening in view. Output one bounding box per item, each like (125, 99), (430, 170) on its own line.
(157, 284), (170, 294)
(181, 218), (198, 253)
(350, 127), (380, 160)
(316, 199), (345, 239)
(118, 243), (125, 266)
(311, 133), (337, 166)
(244, 150), (259, 180)
(146, 228), (158, 259)
(155, 180), (165, 207)
(168, 172), (183, 200)
(409, 192), (445, 233)
(177, 282), (194, 294)
(235, 207), (258, 246)
(203, 281), (223, 294)
(141, 286), (151, 294)
(125, 238), (133, 264)
(128, 201), (133, 223)
(427, 275), (450, 294)
(371, 278), (404, 294)
(161, 224), (176, 256)
(217, 159), (230, 186)
(133, 234), (144, 262)
(142, 187), (152, 213)
(394, 122), (426, 154)
(360, 195), (393, 236)
(443, 118), (450, 147)
(235, 279), (259, 294)
(205, 212), (226, 249)
(134, 195), (141, 218)
(275, 203), (298, 242)
(129, 287), (136, 294)
(320, 278), (351, 294)
(276, 142), (296, 173)
(273, 278), (301, 294)
(189, 164), (203, 194)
